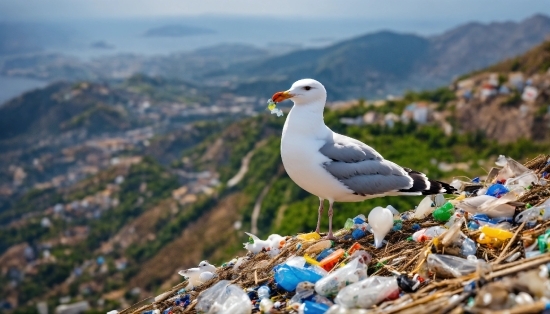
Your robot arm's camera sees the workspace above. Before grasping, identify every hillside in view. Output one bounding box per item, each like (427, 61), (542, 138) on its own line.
(1, 39), (550, 314)
(226, 14), (550, 99)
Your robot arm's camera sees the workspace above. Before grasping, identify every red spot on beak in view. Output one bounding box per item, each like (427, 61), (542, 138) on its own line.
(272, 91), (292, 103)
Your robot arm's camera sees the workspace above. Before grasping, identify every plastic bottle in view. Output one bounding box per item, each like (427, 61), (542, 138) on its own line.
(433, 202), (455, 222)
(257, 286), (271, 300)
(259, 298), (274, 313)
(318, 248), (345, 271)
(316, 248), (334, 262)
(304, 254), (320, 266)
(537, 230), (550, 253)
(305, 240), (333, 255)
(343, 218), (354, 230)
(297, 232), (321, 241)
(427, 254), (478, 278)
(334, 276), (399, 309)
(480, 225), (513, 241)
(347, 242), (362, 255)
(298, 301), (330, 314)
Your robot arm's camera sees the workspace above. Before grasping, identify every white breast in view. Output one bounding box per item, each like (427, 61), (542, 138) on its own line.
(281, 132), (354, 202)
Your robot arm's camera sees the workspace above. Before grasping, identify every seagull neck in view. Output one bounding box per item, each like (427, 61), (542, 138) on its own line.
(285, 101), (327, 136)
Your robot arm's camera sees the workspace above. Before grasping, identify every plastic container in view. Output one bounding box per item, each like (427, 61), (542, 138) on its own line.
(196, 280), (252, 314)
(480, 225), (513, 241)
(315, 257), (369, 297)
(318, 249), (345, 271)
(351, 229), (367, 239)
(334, 276), (399, 309)
(297, 232), (321, 241)
(414, 196), (436, 219)
(427, 254), (478, 278)
(368, 206), (394, 248)
(433, 202), (455, 222)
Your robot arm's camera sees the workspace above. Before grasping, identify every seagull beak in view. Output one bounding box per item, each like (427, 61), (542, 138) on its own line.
(272, 90), (293, 103)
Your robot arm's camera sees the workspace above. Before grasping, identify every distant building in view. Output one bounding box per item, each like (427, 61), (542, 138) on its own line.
(55, 301), (90, 314)
(480, 83), (497, 101)
(522, 86), (538, 102)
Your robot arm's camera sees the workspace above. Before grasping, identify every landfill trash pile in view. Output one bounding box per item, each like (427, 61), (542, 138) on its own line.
(118, 154), (550, 314)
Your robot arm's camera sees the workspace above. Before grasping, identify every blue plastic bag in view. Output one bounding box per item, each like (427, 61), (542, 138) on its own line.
(273, 264), (324, 291)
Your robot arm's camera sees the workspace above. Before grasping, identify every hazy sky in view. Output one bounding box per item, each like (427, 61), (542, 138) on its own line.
(1, 0), (549, 22)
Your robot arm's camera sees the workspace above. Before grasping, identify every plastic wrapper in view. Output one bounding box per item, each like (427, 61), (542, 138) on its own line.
(412, 226), (447, 242)
(427, 254), (478, 278)
(457, 193), (517, 218)
(196, 280), (251, 314)
(274, 257), (327, 291)
(334, 276), (399, 309)
(314, 255), (369, 297)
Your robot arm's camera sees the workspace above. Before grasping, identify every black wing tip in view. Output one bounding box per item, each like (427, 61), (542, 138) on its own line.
(399, 169), (457, 195)
(423, 180), (457, 195)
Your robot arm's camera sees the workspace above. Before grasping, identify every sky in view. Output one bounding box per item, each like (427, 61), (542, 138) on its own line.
(1, 0), (549, 22)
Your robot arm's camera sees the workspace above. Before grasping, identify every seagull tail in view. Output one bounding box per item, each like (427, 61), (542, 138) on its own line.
(399, 169), (456, 195)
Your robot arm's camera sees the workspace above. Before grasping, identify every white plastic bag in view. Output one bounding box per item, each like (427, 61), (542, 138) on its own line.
(196, 280), (251, 314)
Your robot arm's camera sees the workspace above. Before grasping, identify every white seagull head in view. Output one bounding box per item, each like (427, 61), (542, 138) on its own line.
(272, 78), (326, 106)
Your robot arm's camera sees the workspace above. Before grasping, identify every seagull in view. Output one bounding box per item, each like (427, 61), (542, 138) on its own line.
(272, 79), (455, 239)
(178, 260), (216, 289)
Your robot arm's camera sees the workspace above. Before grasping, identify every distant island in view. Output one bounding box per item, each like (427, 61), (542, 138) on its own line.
(143, 25), (215, 37)
(90, 40), (115, 49)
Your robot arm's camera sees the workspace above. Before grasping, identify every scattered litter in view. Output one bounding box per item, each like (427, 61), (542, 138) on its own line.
(121, 154), (550, 314)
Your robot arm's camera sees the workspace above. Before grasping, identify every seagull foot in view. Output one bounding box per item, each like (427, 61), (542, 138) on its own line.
(325, 232), (336, 240)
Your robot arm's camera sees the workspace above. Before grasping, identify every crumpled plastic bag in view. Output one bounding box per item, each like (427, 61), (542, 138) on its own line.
(196, 280), (251, 314)
(314, 254), (369, 297)
(334, 276), (399, 309)
(456, 194), (517, 218)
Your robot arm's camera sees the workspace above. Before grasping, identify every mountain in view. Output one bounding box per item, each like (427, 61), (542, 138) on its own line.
(143, 25), (215, 37)
(2, 41), (550, 311)
(225, 14), (550, 99)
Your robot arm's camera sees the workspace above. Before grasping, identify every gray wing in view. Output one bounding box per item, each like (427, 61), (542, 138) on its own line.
(319, 133), (413, 195)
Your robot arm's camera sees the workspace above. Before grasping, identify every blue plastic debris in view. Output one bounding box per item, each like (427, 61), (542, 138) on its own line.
(273, 264), (324, 291)
(486, 183), (509, 198)
(467, 221), (480, 230)
(472, 177), (480, 183)
(258, 286), (271, 300)
(316, 248), (334, 262)
(302, 301), (330, 314)
(412, 223), (421, 231)
(352, 229), (367, 239)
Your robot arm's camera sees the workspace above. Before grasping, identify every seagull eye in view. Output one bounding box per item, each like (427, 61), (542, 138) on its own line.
(303, 86), (312, 91)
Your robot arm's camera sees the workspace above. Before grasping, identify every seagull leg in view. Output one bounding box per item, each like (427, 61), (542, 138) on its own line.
(326, 201), (336, 240)
(315, 198), (324, 233)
